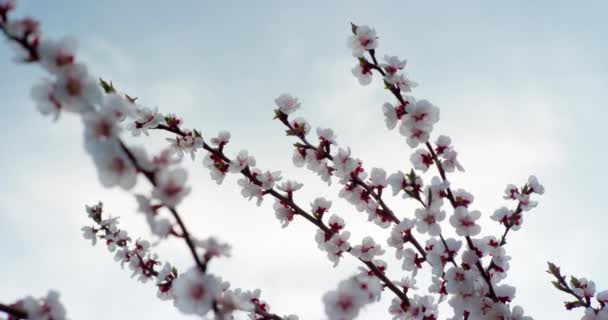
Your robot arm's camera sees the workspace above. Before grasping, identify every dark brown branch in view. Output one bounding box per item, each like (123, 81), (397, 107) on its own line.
(0, 303), (27, 319)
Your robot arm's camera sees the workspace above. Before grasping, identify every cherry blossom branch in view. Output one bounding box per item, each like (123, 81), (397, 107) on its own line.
(118, 140), (208, 273)
(546, 262), (600, 312)
(151, 123), (411, 306)
(274, 114), (430, 260)
(364, 39), (501, 303)
(0, 9), (290, 319)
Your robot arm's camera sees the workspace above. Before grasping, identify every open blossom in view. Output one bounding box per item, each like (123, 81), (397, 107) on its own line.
(311, 197), (332, 219)
(91, 145), (137, 190)
(172, 267), (222, 316)
(229, 149), (256, 173)
(323, 276), (376, 320)
(275, 93), (301, 115)
(18, 290), (68, 320)
(81, 225), (98, 246)
(83, 109), (121, 142)
(387, 218), (415, 250)
(324, 231), (351, 267)
(503, 184), (519, 200)
(277, 180), (303, 193)
(393, 294), (438, 320)
(317, 127), (337, 145)
(381, 55), (406, 74)
(351, 236), (385, 261)
(203, 153), (229, 184)
(333, 147), (361, 180)
(442, 148), (464, 172)
(382, 101), (407, 130)
(127, 105), (163, 136)
(435, 135), (452, 154)
(31, 79), (61, 120)
(210, 130), (231, 147)
(38, 37), (76, 74)
(102, 93), (131, 121)
(166, 129), (204, 160)
(410, 149), (434, 172)
(237, 177), (264, 206)
(53, 63), (101, 112)
(369, 167), (387, 188)
(351, 62), (373, 85)
(347, 25), (378, 57)
(449, 207), (482, 236)
(384, 72), (417, 93)
(573, 278), (596, 299)
(491, 206), (525, 231)
(256, 169), (282, 190)
(399, 99), (440, 147)
(273, 199), (295, 228)
(415, 204), (446, 236)
(289, 117), (311, 136)
(152, 168), (191, 207)
(195, 237), (232, 260)
(527, 175), (545, 194)
(515, 192), (538, 211)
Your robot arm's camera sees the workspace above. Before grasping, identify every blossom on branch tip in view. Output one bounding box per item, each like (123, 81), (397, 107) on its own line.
(347, 24), (378, 58)
(527, 175), (545, 195)
(503, 184), (519, 200)
(274, 93), (301, 115)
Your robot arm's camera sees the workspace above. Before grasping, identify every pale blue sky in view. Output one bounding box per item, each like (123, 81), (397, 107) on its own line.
(1, 1), (607, 319)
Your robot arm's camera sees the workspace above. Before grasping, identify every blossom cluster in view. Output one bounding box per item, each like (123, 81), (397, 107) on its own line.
(1, 291), (67, 320)
(0, 2), (599, 320)
(81, 202), (295, 320)
(0, 4), (295, 320)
